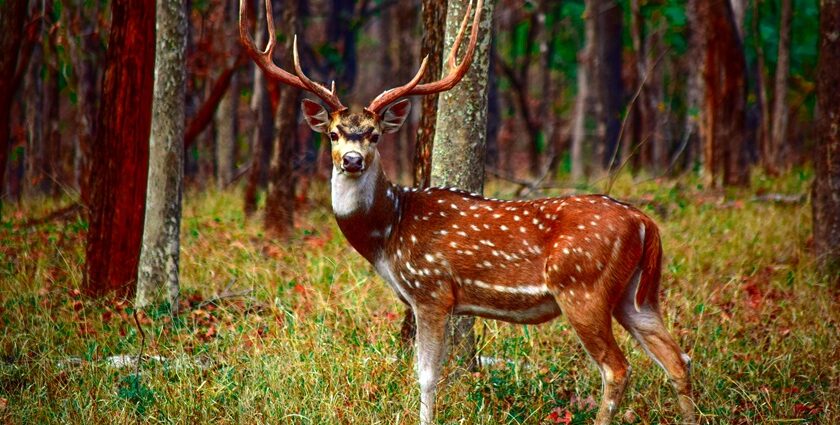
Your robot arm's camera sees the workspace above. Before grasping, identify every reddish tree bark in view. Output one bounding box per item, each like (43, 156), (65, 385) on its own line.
(413, 0), (446, 188)
(813, 0), (840, 280)
(83, 0), (156, 296)
(697, 0), (749, 187)
(0, 2), (38, 213)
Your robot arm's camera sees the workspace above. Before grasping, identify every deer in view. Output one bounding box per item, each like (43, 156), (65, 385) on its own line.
(239, 0), (697, 424)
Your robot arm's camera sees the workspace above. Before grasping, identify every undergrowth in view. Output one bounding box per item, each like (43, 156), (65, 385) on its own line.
(0, 170), (837, 424)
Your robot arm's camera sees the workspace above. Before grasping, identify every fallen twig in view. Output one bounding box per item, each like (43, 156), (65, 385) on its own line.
(132, 308), (146, 425)
(21, 202), (83, 228)
(197, 278), (255, 309)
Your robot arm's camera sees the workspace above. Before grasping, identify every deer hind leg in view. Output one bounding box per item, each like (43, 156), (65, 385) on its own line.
(555, 295), (631, 425)
(615, 281), (697, 424)
(413, 307), (448, 425)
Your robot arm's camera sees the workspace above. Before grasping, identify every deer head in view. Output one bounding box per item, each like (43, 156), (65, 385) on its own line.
(239, 0), (483, 180)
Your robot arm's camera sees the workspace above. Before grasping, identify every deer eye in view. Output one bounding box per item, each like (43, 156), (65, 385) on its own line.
(369, 133), (380, 144)
(329, 132), (339, 142)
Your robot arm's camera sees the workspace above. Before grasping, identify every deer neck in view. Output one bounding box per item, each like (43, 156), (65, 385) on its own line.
(331, 154), (400, 263)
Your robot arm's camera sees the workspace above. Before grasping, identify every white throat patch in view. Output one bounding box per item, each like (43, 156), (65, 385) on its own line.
(331, 161), (379, 218)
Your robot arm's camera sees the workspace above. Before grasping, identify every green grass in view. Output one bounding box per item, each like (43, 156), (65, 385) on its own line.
(1, 170), (837, 424)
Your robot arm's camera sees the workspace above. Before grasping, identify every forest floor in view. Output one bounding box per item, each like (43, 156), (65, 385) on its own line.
(0, 170), (837, 424)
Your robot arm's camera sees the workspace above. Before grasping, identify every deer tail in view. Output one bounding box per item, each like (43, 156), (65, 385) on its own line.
(635, 218), (662, 312)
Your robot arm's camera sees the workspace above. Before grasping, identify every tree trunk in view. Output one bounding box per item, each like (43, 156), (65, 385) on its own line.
(631, 1), (666, 174)
(43, 28), (61, 197)
(769, 0), (792, 171)
(136, 0), (187, 314)
(813, 0), (840, 281)
(84, 0), (155, 296)
(215, 74), (238, 189)
(684, 0), (704, 170)
(264, 0), (300, 238)
(24, 40), (44, 198)
(244, 0), (274, 215)
(698, 0), (749, 187)
(394, 0), (417, 181)
(536, 0), (560, 178)
(430, 0), (495, 369)
(597, 0), (623, 171)
(730, 0), (747, 37)
(752, 0), (773, 174)
(215, 0), (240, 190)
(0, 0), (30, 214)
(571, 0), (597, 180)
(67, 1), (101, 200)
(413, 0), (447, 188)
(571, 0), (622, 178)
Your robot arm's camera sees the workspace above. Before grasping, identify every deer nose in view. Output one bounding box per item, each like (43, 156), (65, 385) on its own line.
(342, 152), (364, 173)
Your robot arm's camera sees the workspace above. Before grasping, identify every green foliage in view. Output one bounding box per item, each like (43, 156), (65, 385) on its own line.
(0, 173), (836, 423)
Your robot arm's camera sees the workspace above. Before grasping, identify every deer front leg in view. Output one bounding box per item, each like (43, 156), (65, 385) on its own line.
(413, 307), (448, 425)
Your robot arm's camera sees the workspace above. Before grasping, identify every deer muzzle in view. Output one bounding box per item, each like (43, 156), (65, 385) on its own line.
(342, 152), (365, 174)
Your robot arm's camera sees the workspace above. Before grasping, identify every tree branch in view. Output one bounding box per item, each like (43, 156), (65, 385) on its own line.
(184, 51), (247, 149)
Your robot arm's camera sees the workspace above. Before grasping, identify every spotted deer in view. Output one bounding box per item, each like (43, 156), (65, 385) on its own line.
(240, 0), (696, 424)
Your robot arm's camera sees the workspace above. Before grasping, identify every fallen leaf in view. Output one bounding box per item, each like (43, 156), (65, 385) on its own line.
(545, 407), (573, 424)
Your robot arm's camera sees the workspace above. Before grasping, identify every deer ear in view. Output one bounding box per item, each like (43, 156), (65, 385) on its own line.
(302, 99), (330, 133)
(381, 99), (411, 134)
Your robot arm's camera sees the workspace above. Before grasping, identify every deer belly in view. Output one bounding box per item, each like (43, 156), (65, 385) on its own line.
(453, 295), (561, 324)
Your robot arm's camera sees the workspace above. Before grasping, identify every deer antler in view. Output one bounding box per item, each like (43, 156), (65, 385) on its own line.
(239, 0), (345, 111)
(365, 0), (484, 114)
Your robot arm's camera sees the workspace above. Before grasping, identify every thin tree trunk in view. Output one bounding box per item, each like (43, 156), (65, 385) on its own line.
(24, 40), (44, 198)
(730, 0), (747, 37)
(0, 0), (31, 213)
(431, 0), (495, 369)
(244, 0), (274, 215)
(84, 0), (155, 296)
(43, 30), (61, 197)
(215, 0), (240, 190)
(629, 0), (649, 169)
(215, 76), (238, 189)
(769, 0), (792, 171)
(649, 30), (667, 171)
(571, 0), (597, 180)
(597, 0), (623, 170)
(698, 0), (749, 187)
(813, 0), (840, 280)
(392, 0), (417, 180)
(537, 0), (559, 177)
(264, 0), (300, 238)
(136, 0), (187, 314)
(752, 0), (773, 174)
(414, 0), (447, 188)
(68, 1), (100, 200)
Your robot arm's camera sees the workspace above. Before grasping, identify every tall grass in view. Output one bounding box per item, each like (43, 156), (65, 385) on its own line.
(1, 170), (836, 424)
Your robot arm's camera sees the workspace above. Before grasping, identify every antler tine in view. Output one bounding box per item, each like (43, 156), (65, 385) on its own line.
(292, 36), (346, 111)
(445, 0), (473, 70)
(239, 0), (345, 111)
(365, 0), (484, 114)
(239, 0), (305, 90)
(409, 0), (483, 96)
